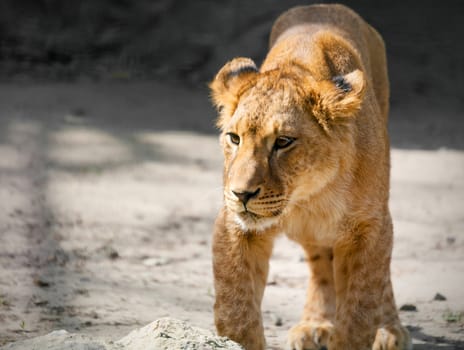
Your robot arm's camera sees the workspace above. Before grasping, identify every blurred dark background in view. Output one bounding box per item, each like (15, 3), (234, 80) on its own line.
(0, 0), (463, 147)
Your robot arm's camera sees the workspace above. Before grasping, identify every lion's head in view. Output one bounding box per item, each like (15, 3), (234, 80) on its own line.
(210, 57), (365, 232)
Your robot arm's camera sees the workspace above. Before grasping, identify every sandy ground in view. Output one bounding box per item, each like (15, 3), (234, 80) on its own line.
(0, 81), (463, 349)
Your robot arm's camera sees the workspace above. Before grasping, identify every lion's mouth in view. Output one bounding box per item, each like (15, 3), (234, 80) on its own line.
(224, 192), (285, 231)
(238, 209), (261, 220)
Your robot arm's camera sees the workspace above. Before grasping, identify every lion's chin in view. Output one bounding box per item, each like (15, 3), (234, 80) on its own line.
(234, 212), (280, 233)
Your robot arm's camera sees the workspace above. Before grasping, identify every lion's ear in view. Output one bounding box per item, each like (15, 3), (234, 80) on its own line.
(209, 57), (258, 128)
(309, 69), (366, 131)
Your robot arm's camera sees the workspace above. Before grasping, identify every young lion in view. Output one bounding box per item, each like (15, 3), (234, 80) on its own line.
(209, 4), (411, 350)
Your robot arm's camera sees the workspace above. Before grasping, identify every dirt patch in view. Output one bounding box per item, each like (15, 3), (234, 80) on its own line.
(0, 82), (463, 349)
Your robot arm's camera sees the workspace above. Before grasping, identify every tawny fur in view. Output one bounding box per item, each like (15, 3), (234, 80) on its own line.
(210, 4), (411, 350)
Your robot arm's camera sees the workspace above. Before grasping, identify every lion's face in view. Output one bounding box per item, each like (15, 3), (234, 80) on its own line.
(220, 81), (326, 231)
(210, 58), (365, 231)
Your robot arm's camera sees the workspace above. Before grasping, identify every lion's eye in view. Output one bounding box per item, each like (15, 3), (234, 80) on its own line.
(226, 132), (240, 145)
(274, 136), (295, 150)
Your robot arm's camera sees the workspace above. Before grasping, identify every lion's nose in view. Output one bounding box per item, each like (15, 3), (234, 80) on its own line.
(232, 188), (260, 205)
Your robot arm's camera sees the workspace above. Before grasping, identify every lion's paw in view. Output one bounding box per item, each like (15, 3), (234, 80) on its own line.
(372, 326), (412, 350)
(286, 320), (333, 350)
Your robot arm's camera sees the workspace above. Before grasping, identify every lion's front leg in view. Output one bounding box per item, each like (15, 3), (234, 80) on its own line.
(212, 209), (275, 350)
(328, 219), (394, 350)
(287, 245), (335, 350)
(372, 277), (412, 350)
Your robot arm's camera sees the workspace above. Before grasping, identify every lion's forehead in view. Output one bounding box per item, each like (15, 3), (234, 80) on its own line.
(230, 87), (303, 135)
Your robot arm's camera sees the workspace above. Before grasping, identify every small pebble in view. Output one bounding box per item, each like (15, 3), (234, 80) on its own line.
(34, 278), (51, 288)
(433, 293), (447, 301)
(108, 250), (119, 260)
(271, 314), (283, 326)
(75, 288), (89, 296)
(33, 299), (48, 306)
(100, 246), (119, 260)
(400, 304), (417, 312)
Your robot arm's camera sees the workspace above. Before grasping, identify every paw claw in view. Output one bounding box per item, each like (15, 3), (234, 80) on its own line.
(287, 321), (333, 350)
(373, 326), (411, 350)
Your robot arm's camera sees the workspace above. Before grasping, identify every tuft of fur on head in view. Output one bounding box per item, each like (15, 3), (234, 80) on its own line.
(209, 57), (259, 128)
(307, 69), (366, 132)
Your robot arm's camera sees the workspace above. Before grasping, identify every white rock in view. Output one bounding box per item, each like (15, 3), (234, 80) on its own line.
(0, 318), (243, 350)
(118, 318), (243, 350)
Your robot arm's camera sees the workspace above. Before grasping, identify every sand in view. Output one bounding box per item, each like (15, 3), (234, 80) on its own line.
(0, 81), (463, 349)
